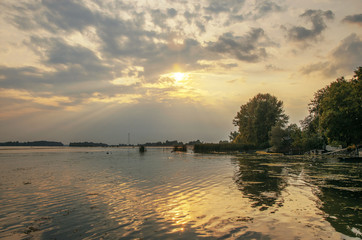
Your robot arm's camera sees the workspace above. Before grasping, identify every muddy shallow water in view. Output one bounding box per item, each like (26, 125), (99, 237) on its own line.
(0, 147), (360, 239)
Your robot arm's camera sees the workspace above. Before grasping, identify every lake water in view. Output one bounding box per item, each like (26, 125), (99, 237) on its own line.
(0, 147), (361, 240)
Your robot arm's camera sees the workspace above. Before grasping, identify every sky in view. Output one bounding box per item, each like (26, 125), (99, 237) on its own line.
(0, 0), (361, 145)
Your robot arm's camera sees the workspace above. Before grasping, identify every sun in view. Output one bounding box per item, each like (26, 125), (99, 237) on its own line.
(172, 72), (186, 83)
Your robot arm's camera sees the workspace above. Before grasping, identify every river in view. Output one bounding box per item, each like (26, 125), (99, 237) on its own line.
(0, 147), (360, 239)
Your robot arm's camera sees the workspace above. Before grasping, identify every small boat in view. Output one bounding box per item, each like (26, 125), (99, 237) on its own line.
(139, 145), (146, 153)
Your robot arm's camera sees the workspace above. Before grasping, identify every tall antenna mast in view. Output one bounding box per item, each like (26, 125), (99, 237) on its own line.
(128, 132), (130, 145)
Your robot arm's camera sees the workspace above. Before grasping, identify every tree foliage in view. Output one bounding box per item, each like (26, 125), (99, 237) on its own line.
(308, 67), (362, 146)
(233, 93), (288, 147)
(231, 67), (361, 154)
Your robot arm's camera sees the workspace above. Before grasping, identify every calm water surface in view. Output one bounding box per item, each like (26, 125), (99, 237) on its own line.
(0, 147), (360, 239)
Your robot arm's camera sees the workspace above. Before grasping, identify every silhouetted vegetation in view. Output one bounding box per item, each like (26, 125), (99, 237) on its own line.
(304, 66), (361, 147)
(194, 143), (255, 153)
(233, 93), (288, 148)
(271, 67), (361, 153)
(143, 140), (184, 146)
(229, 67), (362, 154)
(0, 141), (64, 146)
(172, 145), (187, 152)
(69, 142), (108, 147)
(186, 140), (202, 145)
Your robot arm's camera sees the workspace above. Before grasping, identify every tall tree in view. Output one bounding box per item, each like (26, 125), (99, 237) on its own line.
(233, 93), (288, 147)
(308, 67), (362, 146)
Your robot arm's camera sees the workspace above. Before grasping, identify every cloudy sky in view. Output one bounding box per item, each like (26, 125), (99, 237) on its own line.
(0, 0), (361, 144)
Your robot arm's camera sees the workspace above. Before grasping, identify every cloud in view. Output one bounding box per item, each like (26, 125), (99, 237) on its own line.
(7, 0), (98, 33)
(27, 37), (106, 72)
(343, 14), (362, 26)
(224, 14), (244, 26)
(251, 0), (284, 19)
(330, 33), (362, 72)
(287, 9), (334, 42)
(150, 9), (170, 29)
(203, 0), (245, 26)
(167, 8), (178, 18)
(300, 33), (362, 77)
(300, 62), (330, 75)
(0, 88), (72, 108)
(204, 0), (245, 15)
(207, 28), (273, 62)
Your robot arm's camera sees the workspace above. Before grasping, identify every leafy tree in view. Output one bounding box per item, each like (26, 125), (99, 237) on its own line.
(269, 124), (289, 153)
(233, 93), (288, 147)
(308, 67), (362, 146)
(269, 123), (310, 154)
(229, 131), (239, 142)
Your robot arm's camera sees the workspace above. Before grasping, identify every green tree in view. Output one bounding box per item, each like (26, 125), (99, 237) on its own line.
(309, 67), (362, 146)
(269, 124), (289, 153)
(229, 131), (239, 142)
(233, 93), (288, 147)
(269, 123), (308, 154)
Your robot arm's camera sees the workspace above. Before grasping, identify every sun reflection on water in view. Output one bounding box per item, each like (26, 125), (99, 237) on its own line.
(0, 148), (359, 239)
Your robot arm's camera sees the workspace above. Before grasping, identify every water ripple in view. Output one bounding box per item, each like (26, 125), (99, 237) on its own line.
(0, 148), (360, 239)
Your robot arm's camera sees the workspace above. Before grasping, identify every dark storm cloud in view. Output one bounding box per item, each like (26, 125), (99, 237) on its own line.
(343, 14), (362, 26)
(208, 28), (272, 62)
(300, 33), (362, 77)
(288, 9), (334, 42)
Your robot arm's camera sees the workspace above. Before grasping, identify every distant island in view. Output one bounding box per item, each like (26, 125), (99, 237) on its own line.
(0, 140), (204, 148)
(0, 141), (64, 146)
(69, 142), (109, 147)
(143, 140), (202, 146)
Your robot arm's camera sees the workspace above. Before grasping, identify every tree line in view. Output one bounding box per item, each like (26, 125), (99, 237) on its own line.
(0, 141), (64, 146)
(230, 67), (361, 154)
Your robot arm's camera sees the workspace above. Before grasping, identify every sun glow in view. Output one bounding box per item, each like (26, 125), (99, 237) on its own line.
(172, 72), (187, 83)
